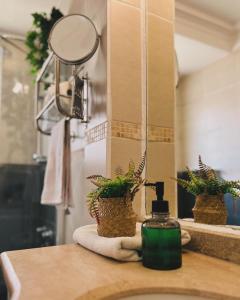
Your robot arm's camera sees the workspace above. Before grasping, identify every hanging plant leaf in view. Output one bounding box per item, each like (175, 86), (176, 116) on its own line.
(25, 7), (63, 76)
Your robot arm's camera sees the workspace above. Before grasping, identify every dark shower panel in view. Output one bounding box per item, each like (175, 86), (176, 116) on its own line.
(0, 163), (56, 252)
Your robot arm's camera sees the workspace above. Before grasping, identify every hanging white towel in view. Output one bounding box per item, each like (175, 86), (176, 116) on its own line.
(73, 223), (191, 262)
(41, 119), (72, 212)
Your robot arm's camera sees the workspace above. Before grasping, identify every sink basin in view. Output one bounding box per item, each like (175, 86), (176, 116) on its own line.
(119, 294), (210, 300)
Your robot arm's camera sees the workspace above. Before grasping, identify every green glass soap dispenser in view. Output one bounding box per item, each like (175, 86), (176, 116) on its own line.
(142, 182), (182, 270)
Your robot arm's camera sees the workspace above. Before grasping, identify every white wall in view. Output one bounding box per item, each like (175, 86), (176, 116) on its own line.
(58, 0), (107, 243)
(64, 140), (107, 243)
(177, 48), (240, 180)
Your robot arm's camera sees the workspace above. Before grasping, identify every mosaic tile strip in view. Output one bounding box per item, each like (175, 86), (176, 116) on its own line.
(148, 125), (174, 143)
(111, 120), (142, 140)
(86, 121), (108, 144)
(85, 121), (174, 144)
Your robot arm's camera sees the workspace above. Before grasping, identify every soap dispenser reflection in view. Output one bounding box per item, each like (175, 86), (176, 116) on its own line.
(142, 182), (182, 270)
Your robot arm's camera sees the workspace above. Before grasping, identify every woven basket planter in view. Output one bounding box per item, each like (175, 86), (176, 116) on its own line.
(193, 194), (227, 225)
(97, 197), (137, 237)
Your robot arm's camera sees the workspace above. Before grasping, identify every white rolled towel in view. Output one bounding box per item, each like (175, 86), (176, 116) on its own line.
(73, 223), (191, 262)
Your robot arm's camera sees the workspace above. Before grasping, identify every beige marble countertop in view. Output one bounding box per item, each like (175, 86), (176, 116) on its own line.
(1, 244), (240, 300)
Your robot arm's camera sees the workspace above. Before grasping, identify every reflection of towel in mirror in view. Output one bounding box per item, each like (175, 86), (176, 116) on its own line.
(73, 223), (191, 262)
(44, 81), (72, 106)
(41, 119), (72, 212)
(41, 82), (72, 133)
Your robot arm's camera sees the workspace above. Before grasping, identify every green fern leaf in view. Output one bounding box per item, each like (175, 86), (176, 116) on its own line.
(198, 155), (217, 180)
(87, 191), (100, 224)
(174, 178), (191, 189)
(86, 175), (106, 180)
(135, 151), (146, 177)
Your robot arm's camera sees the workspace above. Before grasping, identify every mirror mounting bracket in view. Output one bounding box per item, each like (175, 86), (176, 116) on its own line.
(35, 14), (99, 136)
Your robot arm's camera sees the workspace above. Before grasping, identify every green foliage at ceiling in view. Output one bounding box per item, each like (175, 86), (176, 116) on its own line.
(25, 7), (63, 75)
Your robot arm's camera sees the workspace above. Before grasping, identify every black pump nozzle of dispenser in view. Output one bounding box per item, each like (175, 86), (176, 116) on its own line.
(145, 181), (169, 213)
(145, 182), (164, 200)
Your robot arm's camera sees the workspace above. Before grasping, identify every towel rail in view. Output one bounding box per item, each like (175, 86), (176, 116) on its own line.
(35, 54), (89, 137)
(35, 96), (81, 139)
(35, 14), (101, 140)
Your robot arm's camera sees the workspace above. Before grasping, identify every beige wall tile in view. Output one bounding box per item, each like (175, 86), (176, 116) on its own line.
(147, 14), (174, 127)
(147, 0), (174, 21)
(146, 142), (176, 216)
(146, 3), (176, 216)
(110, 137), (143, 216)
(110, 137), (141, 176)
(68, 0), (176, 225)
(110, 0), (142, 123)
(117, 0), (141, 8)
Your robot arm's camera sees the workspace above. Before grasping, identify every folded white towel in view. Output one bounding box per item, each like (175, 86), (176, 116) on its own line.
(73, 223), (191, 262)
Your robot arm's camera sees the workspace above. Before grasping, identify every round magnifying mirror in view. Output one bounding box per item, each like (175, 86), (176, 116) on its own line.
(49, 14), (99, 65)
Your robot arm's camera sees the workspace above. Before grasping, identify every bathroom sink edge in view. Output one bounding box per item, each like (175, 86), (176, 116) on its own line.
(77, 281), (231, 300)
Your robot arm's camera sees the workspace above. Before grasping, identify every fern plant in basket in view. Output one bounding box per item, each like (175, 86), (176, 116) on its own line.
(175, 156), (240, 225)
(87, 154), (146, 237)
(25, 7), (63, 76)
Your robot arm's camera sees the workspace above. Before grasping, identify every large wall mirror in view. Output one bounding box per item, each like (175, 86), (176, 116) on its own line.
(145, 1), (175, 216)
(146, 0), (240, 225)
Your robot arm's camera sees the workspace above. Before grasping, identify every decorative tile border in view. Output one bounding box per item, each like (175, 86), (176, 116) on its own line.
(85, 120), (174, 144)
(86, 121), (108, 144)
(148, 125), (174, 143)
(111, 120), (142, 140)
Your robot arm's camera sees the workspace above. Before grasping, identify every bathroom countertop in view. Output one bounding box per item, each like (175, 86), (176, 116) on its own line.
(1, 244), (240, 300)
